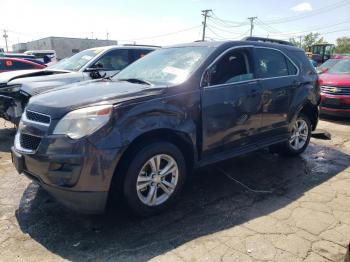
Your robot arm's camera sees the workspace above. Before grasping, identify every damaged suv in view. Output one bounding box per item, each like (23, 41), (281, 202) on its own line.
(0, 45), (157, 124)
(12, 38), (319, 216)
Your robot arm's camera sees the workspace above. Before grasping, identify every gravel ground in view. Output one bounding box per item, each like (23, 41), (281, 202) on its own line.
(0, 117), (349, 262)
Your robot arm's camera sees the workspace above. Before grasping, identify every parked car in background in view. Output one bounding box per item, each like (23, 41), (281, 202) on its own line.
(11, 39), (319, 215)
(319, 59), (350, 117)
(3, 53), (37, 60)
(0, 58), (45, 73)
(0, 45), (158, 124)
(24, 50), (57, 63)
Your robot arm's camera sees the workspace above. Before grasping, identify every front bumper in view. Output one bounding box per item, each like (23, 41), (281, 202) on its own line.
(12, 148), (108, 214)
(12, 126), (124, 213)
(320, 93), (350, 117)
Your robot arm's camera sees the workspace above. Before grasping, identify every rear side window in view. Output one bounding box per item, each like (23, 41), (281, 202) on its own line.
(255, 48), (297, 78)
(0, 60), (4, 70)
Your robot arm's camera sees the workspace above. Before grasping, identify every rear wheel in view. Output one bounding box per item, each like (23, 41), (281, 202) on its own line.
(122, 141), (186, 216)
(271, 114), (311, 156)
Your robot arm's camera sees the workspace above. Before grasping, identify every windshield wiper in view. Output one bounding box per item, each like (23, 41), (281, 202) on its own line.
(118, 78), (152, 86)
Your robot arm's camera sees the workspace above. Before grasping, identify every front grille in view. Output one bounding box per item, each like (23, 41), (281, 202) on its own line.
(321, 85), (350, 96)
(20, 134), (41, 151)
(26, 110), (51, 125)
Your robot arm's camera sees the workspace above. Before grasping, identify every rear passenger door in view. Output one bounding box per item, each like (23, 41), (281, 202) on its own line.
(254, 47), (299, 139)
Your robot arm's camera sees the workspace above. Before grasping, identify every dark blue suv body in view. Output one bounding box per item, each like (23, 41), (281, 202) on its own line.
(12, 39), (319, 216)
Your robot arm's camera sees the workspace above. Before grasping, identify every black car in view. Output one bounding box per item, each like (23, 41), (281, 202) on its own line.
(12, 38), (319, 216)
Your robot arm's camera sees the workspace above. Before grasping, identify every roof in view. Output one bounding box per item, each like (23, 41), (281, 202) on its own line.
(167, 40), (303, 52)
(85, 45), (160, 52)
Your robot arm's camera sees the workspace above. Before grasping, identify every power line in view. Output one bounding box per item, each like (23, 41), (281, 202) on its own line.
(263, 0), (350, 24)
(119, 25), (201, 42)
(207, 22), (250, 35)
(209, 0), (349, 29)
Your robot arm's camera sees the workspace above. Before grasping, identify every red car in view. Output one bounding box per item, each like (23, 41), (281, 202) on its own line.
(319, 59), (350, 117)
(0, 57), (45, 73)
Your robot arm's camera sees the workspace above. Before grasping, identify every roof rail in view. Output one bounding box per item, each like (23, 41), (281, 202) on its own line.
(242, 36), (294, 46)
(122, 44), (161, 48)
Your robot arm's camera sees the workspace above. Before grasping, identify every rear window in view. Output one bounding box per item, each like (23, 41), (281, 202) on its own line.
(255, 48), (297, 78)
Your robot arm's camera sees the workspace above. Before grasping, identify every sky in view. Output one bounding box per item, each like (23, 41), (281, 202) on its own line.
(0, 0), (349, 50)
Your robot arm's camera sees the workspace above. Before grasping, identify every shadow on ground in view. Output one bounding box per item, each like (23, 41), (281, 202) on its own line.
(320, 114), (350, 126)
(15, 141), (350, 261)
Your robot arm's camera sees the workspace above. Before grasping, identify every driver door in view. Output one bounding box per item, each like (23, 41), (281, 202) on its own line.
(201, 47), (262, 158)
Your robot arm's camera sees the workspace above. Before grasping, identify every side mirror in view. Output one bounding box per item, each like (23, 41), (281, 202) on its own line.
(84, 68), (107, 79)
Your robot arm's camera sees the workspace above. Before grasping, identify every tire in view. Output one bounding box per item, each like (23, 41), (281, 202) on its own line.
(271, 114), (312, 156)
(122, 141), (186, 217)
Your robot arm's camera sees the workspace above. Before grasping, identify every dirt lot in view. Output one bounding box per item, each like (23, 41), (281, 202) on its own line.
(0, 117), (349, 262)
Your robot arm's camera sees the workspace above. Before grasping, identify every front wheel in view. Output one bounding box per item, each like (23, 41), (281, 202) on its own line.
(271, 114), (312, 156)
(123, 141), (186, 217)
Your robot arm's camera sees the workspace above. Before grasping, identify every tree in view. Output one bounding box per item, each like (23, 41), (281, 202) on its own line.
(335, 37), (350, 53)
(290, 32), (324, 51)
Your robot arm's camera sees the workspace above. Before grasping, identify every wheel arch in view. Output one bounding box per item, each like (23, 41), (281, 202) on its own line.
(298, 102), (319, 131)
(109, 128), (197, 196)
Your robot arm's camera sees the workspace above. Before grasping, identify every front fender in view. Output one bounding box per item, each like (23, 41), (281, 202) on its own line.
(89, 90), (200, 150)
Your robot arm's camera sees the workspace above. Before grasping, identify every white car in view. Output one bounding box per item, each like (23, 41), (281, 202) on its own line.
(0, 45), (158, 123)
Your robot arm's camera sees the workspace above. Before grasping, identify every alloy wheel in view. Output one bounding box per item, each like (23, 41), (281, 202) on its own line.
(136, 154), (179, 206)
(289, 119), (309, 150)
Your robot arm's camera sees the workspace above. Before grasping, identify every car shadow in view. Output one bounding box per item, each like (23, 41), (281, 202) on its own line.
(15, 142), (350, 261)
(320, 114), (350, 126)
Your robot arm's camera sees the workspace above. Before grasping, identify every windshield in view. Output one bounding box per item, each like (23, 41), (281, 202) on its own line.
(115, 46), (213, 86)
(319, 59), (338, 69)
(328, 59), (350, 74)
(49, 48), (103, 71)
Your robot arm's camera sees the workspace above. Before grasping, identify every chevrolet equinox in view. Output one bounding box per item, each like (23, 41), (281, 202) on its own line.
(12, 38), (320, 216)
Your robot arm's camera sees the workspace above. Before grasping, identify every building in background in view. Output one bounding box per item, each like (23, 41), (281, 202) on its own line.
(12, 37), (118, 60)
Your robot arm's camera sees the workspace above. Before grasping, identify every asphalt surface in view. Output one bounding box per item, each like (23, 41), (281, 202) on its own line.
(0, 117), (349, 262)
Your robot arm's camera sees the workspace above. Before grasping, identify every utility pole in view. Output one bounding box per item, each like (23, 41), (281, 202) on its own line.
(248, 17), (257, 37)
(201, 9), (212, 41)
(3, 30), (8, 52)
(91, 32), (94, 39)
(299, 35), (303, 48)
(106, 32), (109, 40)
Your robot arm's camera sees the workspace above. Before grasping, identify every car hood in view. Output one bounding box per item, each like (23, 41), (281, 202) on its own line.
(27, 80), (166, 119)
(0, 69), (71, 86)
(319, 73), (350, 86)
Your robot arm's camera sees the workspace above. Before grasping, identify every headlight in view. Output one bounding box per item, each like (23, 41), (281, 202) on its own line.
(0, 84), (22, 93)
(53, 105), (112, 139)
